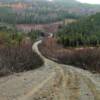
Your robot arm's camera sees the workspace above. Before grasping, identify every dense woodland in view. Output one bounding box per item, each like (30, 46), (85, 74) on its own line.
(0, 0), (100, 24)
(0, 1), (79, 24)
(57, 13), (100, 47)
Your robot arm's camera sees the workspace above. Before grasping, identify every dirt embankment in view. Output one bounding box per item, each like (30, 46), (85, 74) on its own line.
(16, 19), (76, 33)
(16, 21), (62, 33)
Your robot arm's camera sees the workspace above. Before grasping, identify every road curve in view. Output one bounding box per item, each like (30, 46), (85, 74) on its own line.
(20, 39), (100, 100)
(0, 39), (100, 100)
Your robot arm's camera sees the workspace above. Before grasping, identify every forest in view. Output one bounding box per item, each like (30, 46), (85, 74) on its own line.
(0, 0), (100, 24)
(57, 13), (100, 47)
(0, 1), (79, 24)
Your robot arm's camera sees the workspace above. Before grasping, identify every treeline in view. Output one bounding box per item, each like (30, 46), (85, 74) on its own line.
(14, 11), (78, 24)
(57, 13), (100, 47)
(0, 23), (43, 44)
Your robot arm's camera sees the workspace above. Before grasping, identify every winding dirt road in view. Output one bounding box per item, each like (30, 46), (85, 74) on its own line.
(0, 40), (100, 100)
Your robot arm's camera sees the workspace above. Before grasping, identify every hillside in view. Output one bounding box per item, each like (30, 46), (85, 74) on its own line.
(0, 0), (79, 24)
(0, 0), (100, 24)
(57, 13), (100, 47)
(0, 24), (44, 77)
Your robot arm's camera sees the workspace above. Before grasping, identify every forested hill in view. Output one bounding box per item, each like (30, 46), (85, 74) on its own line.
(0, 0), (100, 24)
(54, 0), (79, 5)
(0, 0), (100, 14)
(57, 13), (100, 47)
(0, 0), (80, 24)
(60, 13), (100, 35)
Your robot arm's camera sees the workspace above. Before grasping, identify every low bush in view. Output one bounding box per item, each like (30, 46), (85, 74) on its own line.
(39, 38), (100, 73)
(0, 43), (44, 77)
(58, 48), (100, 73)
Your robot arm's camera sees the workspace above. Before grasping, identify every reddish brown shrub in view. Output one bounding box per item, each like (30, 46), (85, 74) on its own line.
(0, 42), (43, 77)
(39, 37), (100, 73)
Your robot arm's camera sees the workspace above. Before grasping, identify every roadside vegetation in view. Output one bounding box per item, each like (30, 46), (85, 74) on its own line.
(0, 25), (43, 77)
(39, 37), (100, 73)
(39, 13), (100, 73)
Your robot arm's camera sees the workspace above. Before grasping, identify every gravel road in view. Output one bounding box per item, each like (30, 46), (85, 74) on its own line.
(0, 40), (100, 100)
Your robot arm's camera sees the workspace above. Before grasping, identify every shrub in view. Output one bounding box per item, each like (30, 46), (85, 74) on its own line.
(0, 43), (44, 77)
(39, 38), (100, 73)
(57, 48), (100, 73)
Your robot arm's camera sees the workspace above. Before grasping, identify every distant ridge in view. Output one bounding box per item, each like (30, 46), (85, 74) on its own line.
(0, 0), (100, 16)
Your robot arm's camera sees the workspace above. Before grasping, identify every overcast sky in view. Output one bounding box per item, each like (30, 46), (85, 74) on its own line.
(48, 0), (100, 4)
(76, 0), (100, 4)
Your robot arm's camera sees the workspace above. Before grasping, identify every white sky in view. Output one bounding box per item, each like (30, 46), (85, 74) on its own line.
(76, 0), (100, 4)
(48, 0), (53, 1)
(48, 0), (100, 4)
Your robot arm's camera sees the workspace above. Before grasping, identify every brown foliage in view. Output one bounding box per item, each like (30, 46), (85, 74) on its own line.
(0, 42), (43, 77)
(39, 38), (100, 73)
